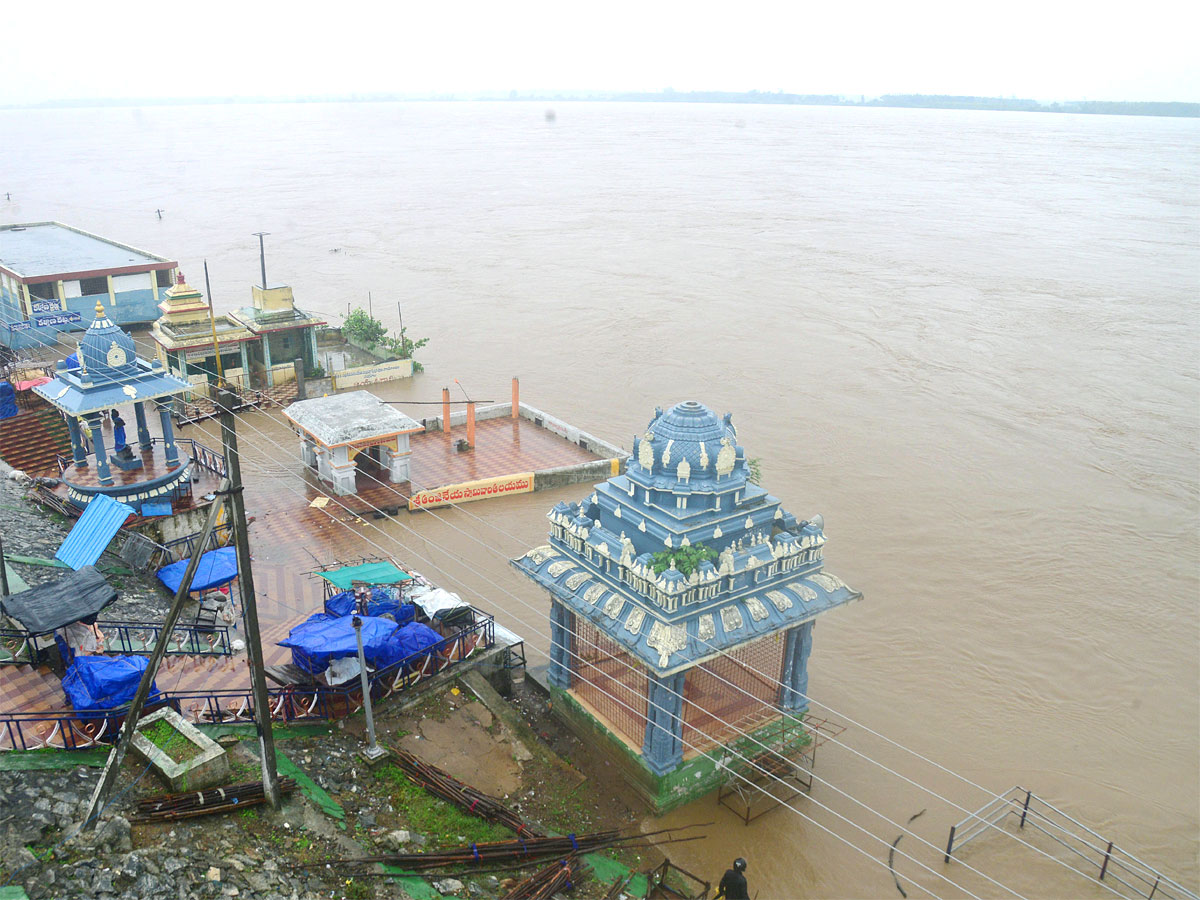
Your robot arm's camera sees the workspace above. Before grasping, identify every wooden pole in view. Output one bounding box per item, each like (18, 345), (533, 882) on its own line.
(466, 400), (476, 448)
(84, 480), (230, 827)
(217, 387), (281, 809)
(511, 377), (519, 418)
(442, 387), (451, 434)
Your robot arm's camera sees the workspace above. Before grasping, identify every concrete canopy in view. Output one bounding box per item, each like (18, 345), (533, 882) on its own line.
(282, 391), (421, 448)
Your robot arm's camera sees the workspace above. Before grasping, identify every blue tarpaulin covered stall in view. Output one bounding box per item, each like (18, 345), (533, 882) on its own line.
(156, 547), (239, 594)
(0, 382), (17, 421)
(323, 588), (414, 623)
(278, 613), (401, 674)
(62, 655), (158, 716)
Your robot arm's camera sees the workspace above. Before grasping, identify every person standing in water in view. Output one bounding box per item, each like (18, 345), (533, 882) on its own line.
(714, 858), (750, 899)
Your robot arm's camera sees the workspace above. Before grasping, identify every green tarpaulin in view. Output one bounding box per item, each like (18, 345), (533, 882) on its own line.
(317, 562), (411, 590)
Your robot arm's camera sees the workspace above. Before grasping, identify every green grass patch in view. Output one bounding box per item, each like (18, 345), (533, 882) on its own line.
(140, 719), (203, 763)
(375, 764), (512, 847)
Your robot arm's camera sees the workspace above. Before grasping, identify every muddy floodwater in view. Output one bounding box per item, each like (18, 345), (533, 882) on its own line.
(4, 101), (1197, 898)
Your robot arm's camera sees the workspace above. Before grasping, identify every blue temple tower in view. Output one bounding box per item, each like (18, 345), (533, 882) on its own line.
(34, 299), (194, 508)
(513, 401), (862, 811)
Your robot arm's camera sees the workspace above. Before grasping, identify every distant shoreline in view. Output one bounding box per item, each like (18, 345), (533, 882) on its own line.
(3, 92), (1197, 118)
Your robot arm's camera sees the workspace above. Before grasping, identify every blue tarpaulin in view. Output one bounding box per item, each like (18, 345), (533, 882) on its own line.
(324, 588), (414, 624)
(278, 613), (400, 674)
(374, 622), (442, 670)
(0, 382), (16, 421)
(55, 494), (135, 570)
(156, 546), (239, 594)
(62, 655), (158, 715)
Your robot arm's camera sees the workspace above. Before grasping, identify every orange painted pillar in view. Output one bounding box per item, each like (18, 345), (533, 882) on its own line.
(511, 376), (519, 418)
(466, 401), (476, 448)
(442, 387), (451, 433)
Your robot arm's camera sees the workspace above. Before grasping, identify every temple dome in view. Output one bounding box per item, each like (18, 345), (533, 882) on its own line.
(78, 300), (140, 383)
(630, 400), (745, 486)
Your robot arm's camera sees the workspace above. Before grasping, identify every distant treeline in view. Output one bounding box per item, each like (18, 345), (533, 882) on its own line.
(12, 92), (1199, 118)
(604, 91), (1199, 118)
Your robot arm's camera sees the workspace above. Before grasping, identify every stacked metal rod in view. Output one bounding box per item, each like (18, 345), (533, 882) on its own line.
(501, 853), (589, 900)
(322, 826), (708, 873)
(132, 778), (297, 822)
(390, 745), (542, 836)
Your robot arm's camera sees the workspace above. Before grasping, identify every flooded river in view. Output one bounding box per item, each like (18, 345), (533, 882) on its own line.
(4, 101), (1197, 898)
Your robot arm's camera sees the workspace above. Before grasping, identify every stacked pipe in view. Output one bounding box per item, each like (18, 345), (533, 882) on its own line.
(390, 745), (542, 837)
(501, 853), (589, 900)
(320, 826), (708, 873)
(132, 778), (297, 822)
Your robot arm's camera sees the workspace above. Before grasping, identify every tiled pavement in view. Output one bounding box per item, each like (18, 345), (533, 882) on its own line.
(1, 407), (608, 728)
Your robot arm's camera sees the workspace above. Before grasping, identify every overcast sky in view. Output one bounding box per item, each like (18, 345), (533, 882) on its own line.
(3, 0), (1197, 105)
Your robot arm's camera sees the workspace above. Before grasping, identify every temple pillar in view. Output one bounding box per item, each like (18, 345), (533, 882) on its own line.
(68, 415), (87, 468)
(315, 446), (332, 481)
(328, 445), (356, 495)
(300, 436), (317, 469)
(642, 671), (686, 775)
(86, 414), (114, 485)
(548, 601), (573, 689)
(779, 621), (814, 713)
(239, 343), (250, 388)
(262, 333), (274, 387)
(133, 401), (152, 450)
(157, 402), (180, 468)
(379, 440), (411, 483)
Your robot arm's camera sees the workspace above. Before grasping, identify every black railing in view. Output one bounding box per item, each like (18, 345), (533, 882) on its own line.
(0, 620), (232, 668)
(945, 787), (1197, 900)
(0, 614), (493, 751)
(54, 436), (226, 479)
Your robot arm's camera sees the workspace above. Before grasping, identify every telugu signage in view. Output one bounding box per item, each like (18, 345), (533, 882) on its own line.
(331, 358), (414, 390)
(409, 472), (535, 511)
(7, 321), (31, 332)
(30, 299), (62, 314)
(34, 312), (82, 328)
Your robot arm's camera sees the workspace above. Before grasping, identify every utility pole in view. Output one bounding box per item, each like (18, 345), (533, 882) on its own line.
(252, 232), (270, 289)
(85, 482), (230, 827)
(0, 535), (10, 597)
(217, 387), (281, 809)
(203, 260), (225, 382)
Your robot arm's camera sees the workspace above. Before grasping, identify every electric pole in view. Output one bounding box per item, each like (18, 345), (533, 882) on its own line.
(217, 387), (281, 809)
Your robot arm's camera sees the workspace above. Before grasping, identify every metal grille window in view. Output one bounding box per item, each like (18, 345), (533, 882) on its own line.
(683, 633), (785, 754)
(572, 620), (648, 749)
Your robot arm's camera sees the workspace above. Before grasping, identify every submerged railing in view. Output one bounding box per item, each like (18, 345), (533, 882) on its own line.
(945, 786), (1198, 900)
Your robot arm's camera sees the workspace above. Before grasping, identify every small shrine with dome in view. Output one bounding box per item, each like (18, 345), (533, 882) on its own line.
(513, 400), (861, 811)
(34, 299), (195, 509)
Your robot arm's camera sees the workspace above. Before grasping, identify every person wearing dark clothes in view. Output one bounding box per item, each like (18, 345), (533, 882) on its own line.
(715, 857), (750, 899)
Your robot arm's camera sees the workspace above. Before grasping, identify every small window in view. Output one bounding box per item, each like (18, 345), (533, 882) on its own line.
(79, 276), (108, 296)
(28, 282), (56, 300)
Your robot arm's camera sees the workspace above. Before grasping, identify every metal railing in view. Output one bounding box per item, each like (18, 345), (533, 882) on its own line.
(174, 615), (494, 727)
(98, 619), (233, 657)
(945, 787), (1197, 900)
(0, 619), (233, 667)
(54, 436), (226, 479)
(0, 614), (493, 750)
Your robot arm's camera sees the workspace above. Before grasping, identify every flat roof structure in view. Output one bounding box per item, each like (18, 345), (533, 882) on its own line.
(0, 223), (174, 282)
(283, 391), (422, 447)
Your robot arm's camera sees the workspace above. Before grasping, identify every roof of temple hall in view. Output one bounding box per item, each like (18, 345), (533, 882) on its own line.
(33, 301), (191, 416)
(512, 400), (862, 676)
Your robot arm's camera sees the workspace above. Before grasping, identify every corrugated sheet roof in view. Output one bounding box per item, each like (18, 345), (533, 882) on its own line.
(55, 493), (135, 570)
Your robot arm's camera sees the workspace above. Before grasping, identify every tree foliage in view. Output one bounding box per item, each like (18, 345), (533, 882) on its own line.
(342, 307), (429, 371)
(651, 542), (718, 577)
